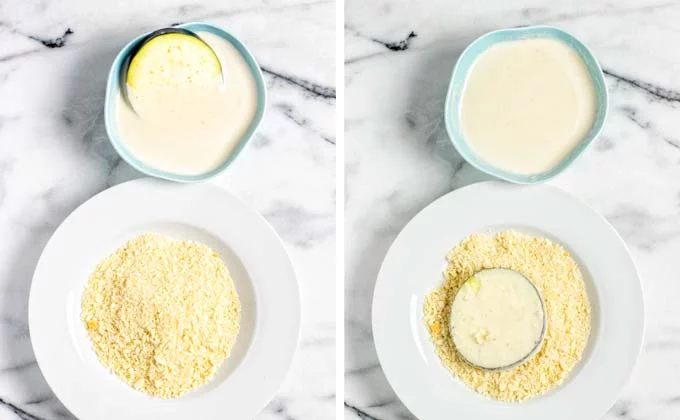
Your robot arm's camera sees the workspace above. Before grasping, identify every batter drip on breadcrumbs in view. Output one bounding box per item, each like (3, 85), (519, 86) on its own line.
(424, 230), (590, 402)
(81, 233), (241, 398)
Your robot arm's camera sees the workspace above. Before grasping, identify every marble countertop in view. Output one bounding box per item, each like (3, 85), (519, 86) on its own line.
(345, 1), (680, 419)
(0, 0), (335, 418)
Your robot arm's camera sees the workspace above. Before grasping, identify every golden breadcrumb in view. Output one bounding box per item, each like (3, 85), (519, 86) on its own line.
(81, 233), (241, 398)
(424, 230), (590, 402)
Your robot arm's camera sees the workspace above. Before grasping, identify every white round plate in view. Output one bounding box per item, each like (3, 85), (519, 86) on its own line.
(372, 181), (644, 420)
(29, 178), (301, 420)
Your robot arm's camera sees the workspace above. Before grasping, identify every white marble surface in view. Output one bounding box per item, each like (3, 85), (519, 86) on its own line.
(0, 0), (335, 418)
(345, 1), (680, 419)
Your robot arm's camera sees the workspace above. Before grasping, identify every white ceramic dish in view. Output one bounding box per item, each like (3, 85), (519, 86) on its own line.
(29, 178), (300, 420)
(372, 181), (644, 420)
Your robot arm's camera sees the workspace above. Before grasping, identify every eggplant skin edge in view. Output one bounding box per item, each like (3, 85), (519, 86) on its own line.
(126, 31), (222, 90)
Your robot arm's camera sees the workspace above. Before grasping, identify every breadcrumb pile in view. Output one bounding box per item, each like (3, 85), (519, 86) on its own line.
(424, 230), (590, 402)
(81, 233), (241, 398)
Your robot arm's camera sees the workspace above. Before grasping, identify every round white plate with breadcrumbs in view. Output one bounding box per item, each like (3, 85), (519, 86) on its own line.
(29, 178), (300, 420)
(372, 181), (644, 420)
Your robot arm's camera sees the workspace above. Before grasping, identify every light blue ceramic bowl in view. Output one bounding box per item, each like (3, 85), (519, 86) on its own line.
(104, 22), (266, 182)
(444, 26), (608, 184)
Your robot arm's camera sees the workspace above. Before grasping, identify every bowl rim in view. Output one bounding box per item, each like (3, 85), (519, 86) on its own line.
(104, 22), (267, 183)
(444, 25), (609, 184)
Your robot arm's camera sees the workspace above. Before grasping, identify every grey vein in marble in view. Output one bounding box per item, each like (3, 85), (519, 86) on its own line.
(274, 102), (335, 144)
(27, 28), (74, 49)
(344, 28), (418, 64)
(262, 66), (336, 99)
(604, 69), (680, 104)
(0, 397), (46, 420)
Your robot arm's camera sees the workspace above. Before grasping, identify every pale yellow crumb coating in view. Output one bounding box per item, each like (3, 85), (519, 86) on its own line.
(424, 230), (591, 402)
(81, 233), (241, 399)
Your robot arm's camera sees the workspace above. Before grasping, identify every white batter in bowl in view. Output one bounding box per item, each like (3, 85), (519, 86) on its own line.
(449, 268), (547, 370)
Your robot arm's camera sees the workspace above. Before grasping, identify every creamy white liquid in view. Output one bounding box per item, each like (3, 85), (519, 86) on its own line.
(117, 32), (257, 175)
(450, 269), (545, 370)
(460, 38), (597, 175)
